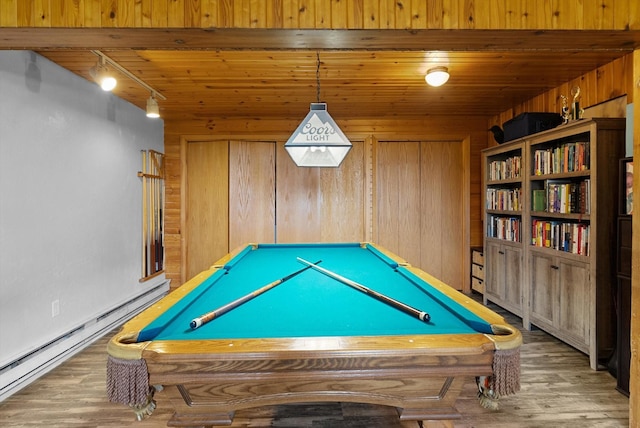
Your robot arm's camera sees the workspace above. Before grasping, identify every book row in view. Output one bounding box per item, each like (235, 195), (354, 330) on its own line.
(487, 215), (521, 242)
(533, 141), (590, 176)
(488, 155), (522, 181)
(531, 219), (590, 256)
(531, 179), (590, 214)
(486, 188), (522, 211)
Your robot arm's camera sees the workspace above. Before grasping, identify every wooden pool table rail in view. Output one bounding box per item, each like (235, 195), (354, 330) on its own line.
(108, 242), (521, 360)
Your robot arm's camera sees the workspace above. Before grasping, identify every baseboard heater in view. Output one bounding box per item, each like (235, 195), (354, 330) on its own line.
(0, 280), (170, 402)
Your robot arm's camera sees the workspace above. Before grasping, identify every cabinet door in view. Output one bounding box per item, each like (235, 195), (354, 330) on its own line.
(186, 141), (230, 281)
(276, 141), (367, 243)
(557, 258), (590, 346)
(229, 141), (276, 249)
(377, 140), (466, 290)
(485, 241), (504, 298)
(529, 251), (556, 327)
(503, 246), (522, 311)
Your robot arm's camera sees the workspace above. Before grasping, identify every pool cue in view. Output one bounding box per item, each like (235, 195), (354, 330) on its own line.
(149, 155), (157, 274)
(145, 151), (153, 276)
(154, 151), (163, 271)
(189, 259), (322, 330)
(156, 166), (164, 271)
(297, 257), (431, 323)
(152, 153), (160, 273)
(140, 150), (148, 278)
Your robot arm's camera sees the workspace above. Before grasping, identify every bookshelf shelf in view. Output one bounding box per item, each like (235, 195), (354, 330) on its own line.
(482, 118), (625, 370)
(530, 170), (591, 180)
(486, 177), (523, 186)
(487, 209), (523, 215)
(530, 211), (590, 220)
(527, 244), (590, 261)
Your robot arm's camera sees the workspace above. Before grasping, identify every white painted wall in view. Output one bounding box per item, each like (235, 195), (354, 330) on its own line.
(0, 51), (166, 374)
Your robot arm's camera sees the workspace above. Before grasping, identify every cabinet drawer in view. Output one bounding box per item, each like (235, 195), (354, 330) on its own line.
(472, 250), (484, 265)
(472, 276), (485, 293)
(472, 263), (484, 280)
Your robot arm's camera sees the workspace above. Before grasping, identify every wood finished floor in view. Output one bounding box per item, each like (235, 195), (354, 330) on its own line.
(0, 297), (630, 428)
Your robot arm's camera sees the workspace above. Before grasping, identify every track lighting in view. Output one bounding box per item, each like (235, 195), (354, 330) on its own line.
(90, 50), (166, 119)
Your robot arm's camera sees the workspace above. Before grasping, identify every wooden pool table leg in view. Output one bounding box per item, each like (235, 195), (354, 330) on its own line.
(164, 385), (234, 427)
(395, 376), (465, 421)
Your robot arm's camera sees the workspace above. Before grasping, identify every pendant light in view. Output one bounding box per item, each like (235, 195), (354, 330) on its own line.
(284, 53), (352, 167)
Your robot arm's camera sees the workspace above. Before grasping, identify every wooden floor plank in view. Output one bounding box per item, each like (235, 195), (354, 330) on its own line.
(0, 298), (629, 427)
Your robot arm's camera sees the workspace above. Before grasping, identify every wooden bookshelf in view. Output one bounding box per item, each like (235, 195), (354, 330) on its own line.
(483, 118), (625, 370)
(482, 141), (526, 320)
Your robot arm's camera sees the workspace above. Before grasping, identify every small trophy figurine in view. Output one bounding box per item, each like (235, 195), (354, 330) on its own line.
(560, 95), (570, 124)
(570, 86), (584, 121)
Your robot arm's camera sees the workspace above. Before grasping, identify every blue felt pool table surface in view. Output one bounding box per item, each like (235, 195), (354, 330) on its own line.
(138, 242), (493, 342)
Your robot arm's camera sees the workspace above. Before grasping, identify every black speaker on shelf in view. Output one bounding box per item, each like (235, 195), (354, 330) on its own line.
(503, 112), (563, 142)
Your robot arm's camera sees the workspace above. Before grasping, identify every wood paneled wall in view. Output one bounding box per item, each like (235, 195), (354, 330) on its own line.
(376, 139), (467, 289)
(164, 117), (488, 288)
(490, 53), (634, 131)
(2, 0), (639, 30)
(184, 140), (230, 279)
(274, 140), (369, 244)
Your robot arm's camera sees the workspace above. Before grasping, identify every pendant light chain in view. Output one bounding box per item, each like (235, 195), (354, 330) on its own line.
(316, 52), (321, 103)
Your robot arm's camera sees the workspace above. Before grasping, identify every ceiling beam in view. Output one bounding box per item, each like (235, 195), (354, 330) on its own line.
(2, 28), (640, 52)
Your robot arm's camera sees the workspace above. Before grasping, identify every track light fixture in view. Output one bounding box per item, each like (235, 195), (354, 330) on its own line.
(89, 56), (117, 91)
(146, 94), (160, 118)
(90, 50), (166, 119)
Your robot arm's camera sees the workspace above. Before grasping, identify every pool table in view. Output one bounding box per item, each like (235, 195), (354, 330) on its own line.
(107, 242), (521, 426)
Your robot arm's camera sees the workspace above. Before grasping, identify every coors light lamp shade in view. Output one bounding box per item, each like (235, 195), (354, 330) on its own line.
(284, 103), (352, 167)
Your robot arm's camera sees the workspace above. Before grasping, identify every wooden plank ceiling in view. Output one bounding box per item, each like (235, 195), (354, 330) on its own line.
(28, 29), (640, 122)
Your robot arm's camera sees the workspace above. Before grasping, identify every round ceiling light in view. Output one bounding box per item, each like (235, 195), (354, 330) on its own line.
(425, 66), (450, 87)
